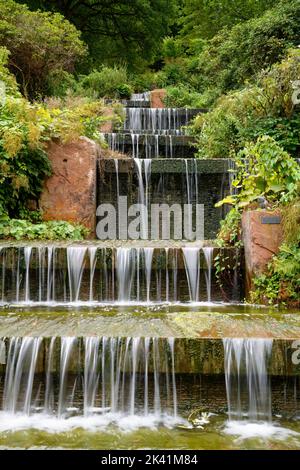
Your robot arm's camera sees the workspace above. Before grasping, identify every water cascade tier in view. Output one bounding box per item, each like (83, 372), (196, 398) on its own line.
(0, 336), (178, 420)
(0, 334), (299, 426)
(99, 92), (229, 240)
(223, 338), (273, 421)
(0, 92), (290, 444)
(0, 244), (243, 304)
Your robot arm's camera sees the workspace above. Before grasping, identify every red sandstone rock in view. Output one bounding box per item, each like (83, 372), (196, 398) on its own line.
(40, 137), (99, 235)
(242, 210), (283, 294)
(150, 89), (166, 108)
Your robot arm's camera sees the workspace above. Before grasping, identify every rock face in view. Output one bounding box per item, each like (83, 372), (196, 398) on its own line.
(40, 137), (99, 235)
(150, 89), (166, 108)
(242, 210), (283, 293)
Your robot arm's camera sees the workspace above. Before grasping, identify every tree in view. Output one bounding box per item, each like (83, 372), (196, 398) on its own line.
(181, 0), (274, 40)
(0, 0), (87, 98)
(18, 0), (178, 69)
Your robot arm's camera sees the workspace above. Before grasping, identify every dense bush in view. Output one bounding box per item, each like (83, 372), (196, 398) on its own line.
(164, 85), (205, 108)
(217, 136), (300, 210)
(0, 219), (88, 240)
(190, 49), (300, 158)
(194, 1), (300, 100)
(0, 52), (118, 221)
(0, 0), (86, 98)
(79, 66), (131, 99)
(252, 243), (300, 307)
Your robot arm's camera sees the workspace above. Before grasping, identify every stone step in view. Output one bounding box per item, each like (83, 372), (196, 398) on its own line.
(0, 242), (240, 270)
(0, 334), (298, 377)
(122, 99), (151, 108)
(103, 133), (196, 158)
(100, 158), (229, 173)
(124, 108), (206, 132)
(0, 245), (243, 303)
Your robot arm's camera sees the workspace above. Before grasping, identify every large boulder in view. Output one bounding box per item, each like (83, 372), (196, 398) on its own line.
(40, 137), (99, 235)
(242, 210), (283, 293)
(150, 89), (166, 108)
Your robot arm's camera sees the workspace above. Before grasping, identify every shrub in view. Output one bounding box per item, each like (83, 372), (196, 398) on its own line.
(116, 84), (133, 99)
(0, 52), (118, 220)
(0, 0), (87, 98)
(195, 1), (300, 99)
(164, 85), (207, 108)
(217, 136), (300, 210)
(0, 219), (88, 240)
(191, 48), (300, 158)
(252, 243), (300, 307)
(79, 65), (130, 99)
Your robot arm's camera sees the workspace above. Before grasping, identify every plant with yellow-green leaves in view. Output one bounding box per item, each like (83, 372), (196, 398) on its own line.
(0, 48), (120, 225)
(190, 48), (300, 159)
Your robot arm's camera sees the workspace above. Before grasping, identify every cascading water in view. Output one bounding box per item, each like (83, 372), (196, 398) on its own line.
(0, 336), (178, 425)
(182, 247), (201, 302)
(184, 159), (199, 240)
(203, 247), (214, 303)
(134, 158), (152, 239)
(0, 245), (226, 304)
(67, 247), (87, 302)
(131, 92), (150, 102)
(223, 338), (273, 421)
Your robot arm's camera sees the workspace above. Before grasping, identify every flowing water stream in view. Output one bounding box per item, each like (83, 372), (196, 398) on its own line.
(0, 92), (299, 449)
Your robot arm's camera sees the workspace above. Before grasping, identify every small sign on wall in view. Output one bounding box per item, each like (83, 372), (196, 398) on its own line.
(261, 216), (281, 225)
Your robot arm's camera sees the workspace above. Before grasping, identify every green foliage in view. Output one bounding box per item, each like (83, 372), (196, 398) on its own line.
(241, 114), (300, 156)
(251, 243), (300, 306)
(20, 0), (177, 70)
(0, 219), (88, 240)
(217, 136), (300, 210)
(216, 208), (242, 247)
(79, 66), (130, 99)
(282, 199), (300, 245)
(194, 1), (300, 99)
(0, 52), (117, 221)
(0, 0), (87, 98)
(181, 0), (274, 40)
(191, 49), (300, 158)
(164, 85), (205, 108)
(42, 95), (118, 143)
(161, 37), (183, 60)
(117, 84), (133, 100)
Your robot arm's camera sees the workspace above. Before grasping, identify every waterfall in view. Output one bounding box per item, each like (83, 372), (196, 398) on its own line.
(58, 337), (77, 417)
(0, 336), (178, 421)
(203, 247), (214, 302)
(3, 337), (42, 415)
(116, 248), (135, 302)
(125, 108), (190, 133)
(67, 247), (87, 302)
(84, 337), (101, 416)
(131, 92), (150, 102)
(0, 245), (229, 304)
(182, 247), (201, 302)
(145, 248), (154, 302)
(134, 158), (152, 239)
(184, 159), (199, 241)
(44, 337), (56, 412)
(88, 247), (97, 302)
(223, 338), (273, 421)
(24, 246), (32, 302)
(116, 247), (153, 302)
